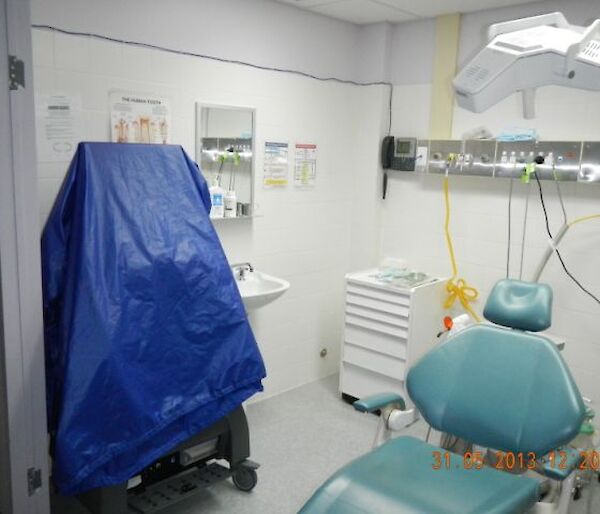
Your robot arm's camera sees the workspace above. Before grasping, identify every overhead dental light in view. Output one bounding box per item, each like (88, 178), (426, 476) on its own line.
(453, 12), (600, 118)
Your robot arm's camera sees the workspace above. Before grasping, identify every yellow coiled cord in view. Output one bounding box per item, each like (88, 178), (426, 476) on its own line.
(443, 176), (481, 322)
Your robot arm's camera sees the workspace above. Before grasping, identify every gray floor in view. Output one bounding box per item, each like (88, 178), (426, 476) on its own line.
(53, 375), (600, 514)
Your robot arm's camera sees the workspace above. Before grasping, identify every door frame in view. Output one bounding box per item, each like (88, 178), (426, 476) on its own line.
(0, 0), (50, 512)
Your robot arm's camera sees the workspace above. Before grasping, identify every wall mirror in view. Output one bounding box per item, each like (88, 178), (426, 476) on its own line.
(196, 104), (255, 219)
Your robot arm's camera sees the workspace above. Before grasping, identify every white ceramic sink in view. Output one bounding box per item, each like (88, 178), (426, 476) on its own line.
(233, 268), (290, 310)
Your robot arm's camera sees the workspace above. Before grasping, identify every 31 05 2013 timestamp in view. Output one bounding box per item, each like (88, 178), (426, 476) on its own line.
(432, 450), (600, 471)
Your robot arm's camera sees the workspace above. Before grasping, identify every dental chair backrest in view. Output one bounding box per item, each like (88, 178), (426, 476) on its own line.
(407, 279), (585, 456)
(483, 279), (553, 332)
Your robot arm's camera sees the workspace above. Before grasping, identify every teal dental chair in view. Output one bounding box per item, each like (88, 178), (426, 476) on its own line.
(300, 279), (585, 514)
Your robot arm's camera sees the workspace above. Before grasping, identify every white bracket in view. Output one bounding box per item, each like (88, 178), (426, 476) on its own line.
(487, 12), (568, 42)
(8, 55), (25, 91)
(522, 88), (537, 119)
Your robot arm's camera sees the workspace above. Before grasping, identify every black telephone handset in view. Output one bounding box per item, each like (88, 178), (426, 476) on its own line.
(381, 136), (417, 199)
(381, 136), (395, 199)
(381, 136), (394, 169)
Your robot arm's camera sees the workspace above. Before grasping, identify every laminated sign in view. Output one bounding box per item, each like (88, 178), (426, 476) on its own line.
(110, 91), (171, 144)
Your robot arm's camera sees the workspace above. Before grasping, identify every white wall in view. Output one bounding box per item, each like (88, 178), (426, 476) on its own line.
(31, 17), (386, 401)
(30, 0), (363, 83)
(383, 0), (600, 402)
(32, 0), (600, 405)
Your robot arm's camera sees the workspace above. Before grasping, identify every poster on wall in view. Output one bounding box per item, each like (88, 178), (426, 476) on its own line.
(35, 93), (83, 162)
(109, 91), (171, 144)
(263, 141), (289, 188)
(294, 143), (317, 188)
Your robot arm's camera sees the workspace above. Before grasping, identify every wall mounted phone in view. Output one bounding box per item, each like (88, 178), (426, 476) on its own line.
(382, 136), (417, 171)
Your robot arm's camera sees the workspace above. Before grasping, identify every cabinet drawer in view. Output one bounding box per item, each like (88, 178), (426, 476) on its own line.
(346, 292), (410, 317)
(340, 362), (406, 401)
(345, 324), (407, 359)
(345, 314), (408, 339)
(343, 343), (406, 380)
(345, 304), (408, 328)
(346, 283), (410, 307)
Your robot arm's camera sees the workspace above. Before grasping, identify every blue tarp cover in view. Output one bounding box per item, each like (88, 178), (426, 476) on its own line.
(42, 143), (266, 495)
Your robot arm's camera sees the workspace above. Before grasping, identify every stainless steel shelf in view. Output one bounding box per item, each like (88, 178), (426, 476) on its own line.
(405, 139), (600, 183)
(210, 215), (256, 222)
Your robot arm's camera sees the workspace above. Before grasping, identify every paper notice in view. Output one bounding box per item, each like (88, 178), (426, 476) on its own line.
(294, 143), (317, 188)
(263, 141), (289, 188)
(35, 94), (83, 162)
(110, 91), (171, 144)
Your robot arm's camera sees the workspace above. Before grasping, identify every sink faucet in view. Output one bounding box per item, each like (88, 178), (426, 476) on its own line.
(231, 262), (254, 281)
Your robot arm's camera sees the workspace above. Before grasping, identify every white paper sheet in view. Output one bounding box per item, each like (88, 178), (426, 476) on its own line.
(35, 94), (83, 162)
(263, 141), (289, 188)
(294, 143), (317, 188)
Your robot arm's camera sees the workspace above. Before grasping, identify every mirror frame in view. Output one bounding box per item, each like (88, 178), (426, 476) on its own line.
(195, 103), (256, 218)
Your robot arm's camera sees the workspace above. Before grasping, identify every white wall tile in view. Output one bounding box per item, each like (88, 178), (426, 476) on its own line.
(31, 27), (384, 402)
(88, 39), (124, 77)
(54, 32), (90, 72)
(380, 75), (600, 403)
(32, 29), (54, 67)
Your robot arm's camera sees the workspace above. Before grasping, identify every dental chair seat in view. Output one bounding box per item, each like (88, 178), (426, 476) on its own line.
(302, 280), (585, 514)
(300, 435), (539, 514)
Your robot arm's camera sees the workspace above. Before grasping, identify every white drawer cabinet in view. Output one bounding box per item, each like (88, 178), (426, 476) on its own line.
(340, 269), (447, 414)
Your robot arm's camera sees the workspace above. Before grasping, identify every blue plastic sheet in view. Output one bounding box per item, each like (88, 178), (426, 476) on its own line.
(42, 143), (266, 495)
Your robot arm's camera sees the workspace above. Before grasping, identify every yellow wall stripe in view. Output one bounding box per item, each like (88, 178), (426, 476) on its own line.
(429, 13), (461, 139)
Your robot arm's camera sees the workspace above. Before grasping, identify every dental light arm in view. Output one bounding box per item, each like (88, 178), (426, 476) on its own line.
(532, 223), (569, 282)
(532, 215), (600, 282)
(454, 12), (600, 119)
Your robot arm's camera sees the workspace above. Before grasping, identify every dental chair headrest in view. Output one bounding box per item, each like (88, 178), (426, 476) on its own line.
(483, 279), (552, 332)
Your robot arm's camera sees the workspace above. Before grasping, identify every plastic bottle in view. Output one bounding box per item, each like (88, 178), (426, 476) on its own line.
(224, 190), (237, 218)
(209, 179), (225, 219)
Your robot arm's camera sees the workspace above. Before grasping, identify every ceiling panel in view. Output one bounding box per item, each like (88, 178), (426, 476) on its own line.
(276, 0), (333, 7)
(309, 0), (416, 24)
(377, 0), (539, 18)
(273, 0), (541, 24)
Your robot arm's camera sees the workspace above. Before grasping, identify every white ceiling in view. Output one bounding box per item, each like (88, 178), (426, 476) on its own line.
(274, 0), (541, 24)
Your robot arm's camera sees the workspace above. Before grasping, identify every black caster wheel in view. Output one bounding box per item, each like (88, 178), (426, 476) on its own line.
(232, 466), (258, 492)
(573, 486), (582, 501)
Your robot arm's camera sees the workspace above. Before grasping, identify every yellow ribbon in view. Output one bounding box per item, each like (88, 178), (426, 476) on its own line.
(443, 177), (481, 322)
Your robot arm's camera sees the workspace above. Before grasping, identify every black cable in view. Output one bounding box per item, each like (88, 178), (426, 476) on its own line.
(533, 172), (600, 305)
(506, 178), (513, 278)
(32, 24), (393, 88)
(34, 23), (396, 195)
(388, 85), (393, 136)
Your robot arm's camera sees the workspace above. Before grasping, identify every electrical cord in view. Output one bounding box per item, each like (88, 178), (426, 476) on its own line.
(443, 176), (481, 322)
(533, 172), (600, 305)
(569, 214), (600, 227)
(32, 24), (394, 131)
(506, 177), (513, 278)
(33, 23), (395, 195)
(388, 85), (393, 136)
(33, 24), (394, 88)
(552, 168), (568, 225)
(519, 181), (531, 280)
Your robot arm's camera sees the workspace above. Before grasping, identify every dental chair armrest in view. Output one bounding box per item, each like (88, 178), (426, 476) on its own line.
(353, 393), (406, 413)
(539, 447), (583, 481)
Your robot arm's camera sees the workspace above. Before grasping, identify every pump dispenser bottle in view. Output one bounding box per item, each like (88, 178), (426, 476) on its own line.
(209, 178), (225, 219)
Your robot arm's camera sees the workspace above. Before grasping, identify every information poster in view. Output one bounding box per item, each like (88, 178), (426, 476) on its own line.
(263, 141), (289, 188)
(35, 93), (83, 162)
(294, 143), (317, 188)
(109, 91), (171, 144)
